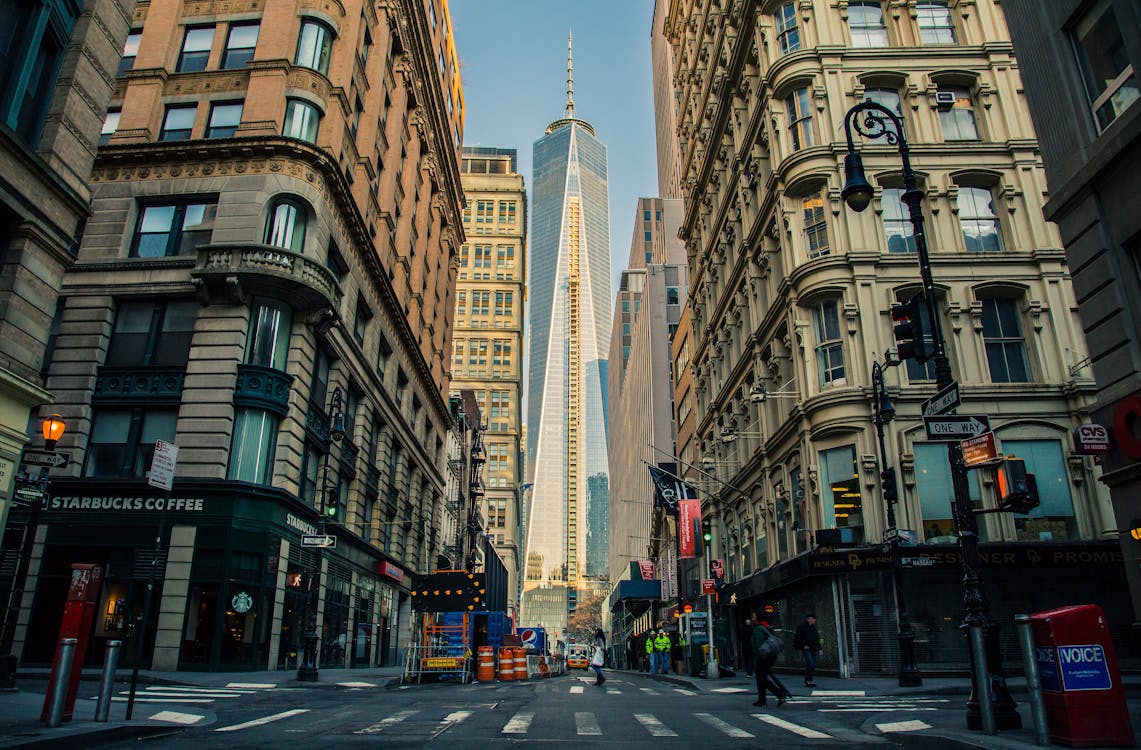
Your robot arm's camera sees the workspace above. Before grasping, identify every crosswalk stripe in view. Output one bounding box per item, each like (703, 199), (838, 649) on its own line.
(502, 711), (533, 734)
(606, 688), (621, 694)
(143, 686), (254, 694)
(877, 720), (933, 733)
(753, 713), (832, 739)
(149, 710), (204, 725)
(226, 682), (277, 689)
(634, 713), (677, 737)
(356, 708), (419, 734)
(694, 712), (753, 738)
(570, 685), (584, 694)
(111, 697), (214, 703)
(442, 710), (472, 725)
(673, 688), (695, 695)
(811, 690), (866, 696)
(820, 708), (939, 713)
(575, 711), (602, 736)
(639, 687), (660, 695)
(711, 687), (749, 693)
(214, 709), (308, 733)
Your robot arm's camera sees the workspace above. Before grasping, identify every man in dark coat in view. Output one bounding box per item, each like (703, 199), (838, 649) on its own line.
(793, 612), (821, 687)
(738, 615), (755, 676)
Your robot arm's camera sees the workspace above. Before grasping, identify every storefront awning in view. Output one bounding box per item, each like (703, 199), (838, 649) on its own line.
(607, 579), (662, 612)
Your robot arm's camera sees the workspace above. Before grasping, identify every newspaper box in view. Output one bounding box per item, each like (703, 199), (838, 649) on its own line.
(1030, 604), (1134, 747)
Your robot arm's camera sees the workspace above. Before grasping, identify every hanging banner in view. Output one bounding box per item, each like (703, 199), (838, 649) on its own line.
(648, 464), (699, 517)
(662, 549), (677, 599)
(679, 499), (701, 558)
(637, 559), (655, 580)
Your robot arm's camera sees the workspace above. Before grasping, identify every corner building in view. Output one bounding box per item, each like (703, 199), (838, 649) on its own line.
(9, 0), (466, 673)
(663, 0), (1131, 676)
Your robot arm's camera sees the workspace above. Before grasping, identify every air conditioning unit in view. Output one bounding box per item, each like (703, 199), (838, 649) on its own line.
(934, 90), (956, 111)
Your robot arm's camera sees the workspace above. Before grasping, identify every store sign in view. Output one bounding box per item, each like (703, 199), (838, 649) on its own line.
(637, 559), (655, 580)
(1072, 423), (1110, 455)
(286, 514), (318, 536)
(378, 561), (404, 582)
(701, 578), (716, 595)
(48, 496), (206, 512)
(231, 591), (253, 613)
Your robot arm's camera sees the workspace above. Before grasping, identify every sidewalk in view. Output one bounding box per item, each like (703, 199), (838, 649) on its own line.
(0, 665), (405, 749)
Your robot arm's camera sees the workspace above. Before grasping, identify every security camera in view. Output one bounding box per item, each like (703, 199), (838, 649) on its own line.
(749, 384), (767, 403)
(934, 90), (956, 112)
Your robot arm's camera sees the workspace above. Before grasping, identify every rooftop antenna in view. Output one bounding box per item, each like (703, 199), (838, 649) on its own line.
(565, 30), (575, 119)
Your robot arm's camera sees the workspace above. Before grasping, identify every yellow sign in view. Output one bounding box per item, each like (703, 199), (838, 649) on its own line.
(421, 657), (464, 669)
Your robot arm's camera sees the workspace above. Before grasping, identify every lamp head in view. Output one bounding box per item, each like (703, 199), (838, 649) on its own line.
(841, 151), (874, 212)
(329, 389), (346, 443)
(42, 413), (66, 451)
(877, 389), (896, 423)
(750, 384), (767, 403)
(719, 427), (737, 444)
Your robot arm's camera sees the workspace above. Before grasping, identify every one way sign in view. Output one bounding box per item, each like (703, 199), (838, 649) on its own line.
(924, 414), (991, 441)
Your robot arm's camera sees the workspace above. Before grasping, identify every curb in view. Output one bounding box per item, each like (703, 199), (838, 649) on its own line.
(1, 724), (178, 750)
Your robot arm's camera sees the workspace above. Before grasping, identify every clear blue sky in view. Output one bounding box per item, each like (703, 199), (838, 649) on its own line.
(449, 1), (658, 297)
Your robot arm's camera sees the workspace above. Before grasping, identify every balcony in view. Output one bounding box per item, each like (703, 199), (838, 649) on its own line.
(191, 243), (341, 314)
(234, 364), (294, 417)
(94, 366), (185, 402)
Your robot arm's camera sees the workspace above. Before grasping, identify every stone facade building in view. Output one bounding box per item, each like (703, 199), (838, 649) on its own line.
(662, 0), (1127, 676)
(8, 0), (465, 673)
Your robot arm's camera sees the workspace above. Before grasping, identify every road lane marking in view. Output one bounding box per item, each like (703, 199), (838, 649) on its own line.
(694, 712), (753, 738)
(639, 687), (660, 695)
(143, 686), (254, 693)
(821, 708), (939, 713)
(214, 709), (309, 733)
(503, 711), (533, 734)
(606, 688), (621, 694)
(635, 713), (677, 737)
(570, 685), (584, 694)
(753, 713), (832, 739)
(711, 686), (750, 693)
(149, 710), (203, 725)
(356, 708), (419, 734)
(877, 720), (933, 733)
(575, 711), (602, 735)
(111, 697), (215, 703)
(443, 711), (472, 723)
(225, 682), (277, 689)
(811, 690), (866, 696)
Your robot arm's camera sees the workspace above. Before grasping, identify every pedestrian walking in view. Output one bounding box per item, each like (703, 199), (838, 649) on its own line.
(739, 614), (755, 676)
(591, 628), (607, 686)
(793, 612), (822, 687)
(654, 629), (671, 674)
(751, 617), (788, 708)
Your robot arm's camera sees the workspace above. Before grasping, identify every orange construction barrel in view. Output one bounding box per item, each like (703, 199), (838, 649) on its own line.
(476, 646), (495, 682)
(513, 647), (528, 680)
(498, 646), (515, 681)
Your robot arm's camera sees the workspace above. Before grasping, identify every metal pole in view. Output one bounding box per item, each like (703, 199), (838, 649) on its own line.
(126, 498), (167, 719)
(969, 622), (996, 734)
(704, 530), (717, 679)
(1015, 614), (1050, 745)
(95, 640), (122, 722)
(45, 638), (77, 728)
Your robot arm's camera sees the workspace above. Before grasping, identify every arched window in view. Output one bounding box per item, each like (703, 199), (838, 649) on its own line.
(283, 98), (320, 143)
(774, 2), (800, 55)
(264, 197), (307, 252)
(294, 19), (333, 74)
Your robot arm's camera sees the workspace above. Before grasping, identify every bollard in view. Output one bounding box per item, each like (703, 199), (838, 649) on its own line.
(95, 640), (122, 723)
(45, 638), (77, 728)
(969, 622), (996, 735)
(1015, 615), (1050, 746)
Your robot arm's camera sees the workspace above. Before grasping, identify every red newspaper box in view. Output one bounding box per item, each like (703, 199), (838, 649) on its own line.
(40, 564), (103, 722)
(1030, 604), (1134, 747)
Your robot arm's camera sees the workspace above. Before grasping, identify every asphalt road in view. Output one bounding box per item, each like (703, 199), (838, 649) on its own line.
(83, 670), (940, 748)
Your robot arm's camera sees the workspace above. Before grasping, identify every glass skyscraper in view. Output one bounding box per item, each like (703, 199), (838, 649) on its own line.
(521, 34), (612, 637)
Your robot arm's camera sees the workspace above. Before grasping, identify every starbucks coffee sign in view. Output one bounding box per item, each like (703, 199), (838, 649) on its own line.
(49, 496), (207, 512)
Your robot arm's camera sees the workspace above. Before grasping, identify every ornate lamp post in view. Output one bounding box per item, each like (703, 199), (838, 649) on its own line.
(298, 387), (344, 682)
(871, 362), (922, 687)
(842, 101), (1019, 729)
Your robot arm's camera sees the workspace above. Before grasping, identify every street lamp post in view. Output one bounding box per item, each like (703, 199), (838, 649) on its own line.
(842, 100), (1020, 730)
(0, 414), (67, 690)
(298, 387), (345, 682)
(871, 361), (922, 687)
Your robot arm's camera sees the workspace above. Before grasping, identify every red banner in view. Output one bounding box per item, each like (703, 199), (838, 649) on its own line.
(679, 499), (701, 558)
(637, 559), (655, 580)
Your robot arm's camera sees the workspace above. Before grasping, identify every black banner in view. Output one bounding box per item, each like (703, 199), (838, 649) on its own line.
(647, 463), (698, 516)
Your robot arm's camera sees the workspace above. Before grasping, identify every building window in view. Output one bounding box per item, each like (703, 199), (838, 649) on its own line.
(0, 2), (79, 144)
(498, 201), (517, 223)
(981, 297), (1029, 383)
(100, 110), (120, 146)
(786, 87), (814, 149)
(666, 286), (680, 305)
(246, 298), (291, 370)
(177, 26), (215, 73)
(159, 104), (196, 141)
(228, 409), (278, 484)
(264, 197), (307, 252)
(802, 191), (829, 258)
(848, 2), (888, 47)
(819, 445), (863, 544)
(295, 19), (333, 74)
(131, 199), (217, 258)
(106, 299), (198, 367)
(222, 23), (259, 69)
(917, 1), (956, 44)
(864, 87), (902, 141)
(85, 408), (178, 479)
(774, 2), (800, 55)
(957, 186), (1002, 252)
(283, 98), (320, 143)
(354, 298), (372, 344)
(1003, 439), (1078, 541)
(882, 188), (915, 254)
(118, 29), (142, 76)
(813, 299), (845, 386)
(938, 86), (978, 140)
(1072, 0), (1139, 131)
(915, 442), (984, 543)
(901, 293), (936, 381)
(206, 100), (243, 138)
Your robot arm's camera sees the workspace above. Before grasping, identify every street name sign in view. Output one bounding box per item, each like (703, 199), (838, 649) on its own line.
(924, 414), (991, 441)
(302, 535), (336, 548)
(20, 449), (69, 469)
(922, 382), (961, 417)
(13, 486), (46, 505)
(962, 432), (999, 467)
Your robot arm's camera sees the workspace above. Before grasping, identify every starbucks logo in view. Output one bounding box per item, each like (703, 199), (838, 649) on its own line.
(231, 591), (253, 613)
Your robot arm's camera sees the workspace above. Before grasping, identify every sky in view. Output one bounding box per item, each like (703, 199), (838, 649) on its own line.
(448, 0), (659, 298)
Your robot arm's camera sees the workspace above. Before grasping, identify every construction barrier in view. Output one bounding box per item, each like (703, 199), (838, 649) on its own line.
(476, 646), (495, 682)
(401, 645), (472, 685)
(537, 655), (550, 678)
(513, 647), (527, 680)
(498, 646), (515, 681)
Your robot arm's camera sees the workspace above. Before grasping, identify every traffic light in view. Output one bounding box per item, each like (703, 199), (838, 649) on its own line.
(997, 457), (1040, 514)
(881, 467), (898, 506)
(324, 487), (339, 520)
(890, 294), (932, 363)
(701, 518), (712, 544)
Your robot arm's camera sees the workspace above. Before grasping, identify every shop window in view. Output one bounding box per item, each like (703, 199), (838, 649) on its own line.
(246, 298), (291, 370)
(176, 26), (215, 73)
(915, 442), (983, 542)
(295, 19), (333, 75)
(131, 198), (217, 258)
(159, 104), (196, 141)
(981, 297), (1029, 383)
(283, 98), (320, 143)
(222, 22), (259, 69)
(818, 446), (863, 544)
(848, 1), (888, 47)
(85, 408), (178, 478)
(227, 408), (278, 484)
(264, 196), (308, 252)
(106, 299), (198, 366)
(1004, 439), (1078, 541)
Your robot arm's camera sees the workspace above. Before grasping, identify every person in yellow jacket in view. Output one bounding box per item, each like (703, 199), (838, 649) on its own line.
(644, 633), (655, 673)
(654, 629), (671, 674)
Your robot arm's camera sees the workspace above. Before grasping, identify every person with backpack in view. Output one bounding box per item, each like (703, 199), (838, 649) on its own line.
(793, 612), (822, 687)
(750, 615), (788, 707)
